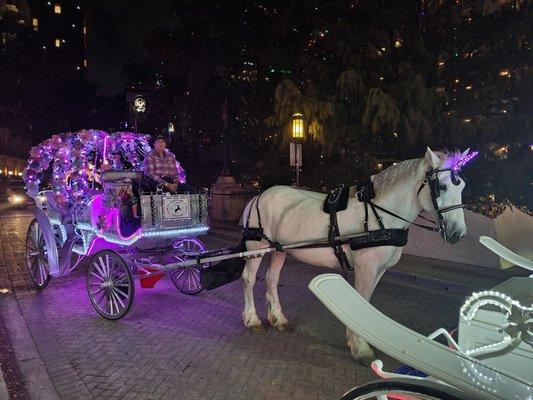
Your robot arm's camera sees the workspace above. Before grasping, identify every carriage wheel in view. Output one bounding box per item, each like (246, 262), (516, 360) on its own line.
(86, 250), (135, 320)
(340, 379), (467, 400)
(170, 238), (207, 295)
(173, 238), (206, 256)
(26, 219), (51, 289)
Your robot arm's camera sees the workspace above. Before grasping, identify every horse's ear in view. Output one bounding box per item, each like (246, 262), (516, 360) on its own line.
(425, 147), (440, 168)
(462, 148), (470, 158)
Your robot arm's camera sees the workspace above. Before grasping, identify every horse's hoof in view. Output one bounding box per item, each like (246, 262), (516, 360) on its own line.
(248, 324), (266, 334)
(351, 352), (375, 367)
(349, 347), (375, 367)
(357, 354), (375, 367)
(275, 323), (294, 333)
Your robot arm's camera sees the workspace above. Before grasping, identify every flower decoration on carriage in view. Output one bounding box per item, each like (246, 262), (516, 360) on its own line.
(24, 130), (186, 213)
(176, 161), (186, 184)
(113, 131), (152, 170)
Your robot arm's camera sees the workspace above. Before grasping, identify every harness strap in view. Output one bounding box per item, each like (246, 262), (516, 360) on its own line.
(368, 202), (385, 230)
(363, 202), (369, 232)
(327, 192), (354, 273)
(368, 202), (439, 232)
(243, 192), (283, 251)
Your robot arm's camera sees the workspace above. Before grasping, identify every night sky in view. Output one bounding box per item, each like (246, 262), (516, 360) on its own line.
(87, 0), (174, 96)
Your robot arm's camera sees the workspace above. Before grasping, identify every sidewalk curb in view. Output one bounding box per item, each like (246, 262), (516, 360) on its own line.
(0, 363), (8, 400)
(0, 294), (60, 400)
(207, 230), (477, 296)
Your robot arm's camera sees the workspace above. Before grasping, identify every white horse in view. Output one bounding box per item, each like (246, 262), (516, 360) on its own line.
(240, 148), (468, 365)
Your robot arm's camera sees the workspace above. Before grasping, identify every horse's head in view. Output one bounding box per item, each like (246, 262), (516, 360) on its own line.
(419, 147), (470, 244)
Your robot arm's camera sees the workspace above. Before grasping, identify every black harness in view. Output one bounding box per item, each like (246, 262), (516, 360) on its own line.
(324, 166), (466, 272)
(242, 166), (466, 274)
(242, 193), (283, 251)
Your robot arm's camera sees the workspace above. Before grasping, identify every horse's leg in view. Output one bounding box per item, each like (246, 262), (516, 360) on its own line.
(242, 256), (264, 334)
(346, 263), (378, 366)
(265, 251), (292, 333)
(347, 248), (402, 366)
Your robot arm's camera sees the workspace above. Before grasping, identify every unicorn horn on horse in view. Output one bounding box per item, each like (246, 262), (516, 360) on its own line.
(240, 147), (475, 365)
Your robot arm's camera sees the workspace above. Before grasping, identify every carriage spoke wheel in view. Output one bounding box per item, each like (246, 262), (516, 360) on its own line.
(26, 219), (51, 289)
(170, 238), (207, 295)
(86, 250), (134, 320)
(340, 379), (467, 400)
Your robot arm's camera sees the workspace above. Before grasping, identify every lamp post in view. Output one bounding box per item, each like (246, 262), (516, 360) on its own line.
(221, 98), (230, 176)
(290, 113), (304, 186)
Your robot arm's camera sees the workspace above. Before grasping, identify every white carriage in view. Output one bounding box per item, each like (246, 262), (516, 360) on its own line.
(309, 236), (533, 400)
(24, 131), (216, 319)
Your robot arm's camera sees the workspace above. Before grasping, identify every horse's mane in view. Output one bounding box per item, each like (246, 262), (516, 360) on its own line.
(372, 151), (461, 195)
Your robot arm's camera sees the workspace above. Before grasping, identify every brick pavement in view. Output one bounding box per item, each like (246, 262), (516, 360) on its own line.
(0, 212), (464, 399)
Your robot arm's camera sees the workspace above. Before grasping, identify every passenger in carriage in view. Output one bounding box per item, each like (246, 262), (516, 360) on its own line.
(142, 134), (194, 194)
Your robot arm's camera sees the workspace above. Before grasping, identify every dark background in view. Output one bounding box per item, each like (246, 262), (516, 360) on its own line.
(0, 0), (531, 210)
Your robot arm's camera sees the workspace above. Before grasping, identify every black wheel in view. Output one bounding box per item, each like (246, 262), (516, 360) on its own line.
(86, 250), (135, 320)
(340, 379), (469, 400)
(26, 218), (51, 289)
(169, 238), (207, 295)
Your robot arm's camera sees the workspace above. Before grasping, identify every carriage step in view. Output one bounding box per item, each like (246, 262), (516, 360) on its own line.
(139, 267), (164, 288)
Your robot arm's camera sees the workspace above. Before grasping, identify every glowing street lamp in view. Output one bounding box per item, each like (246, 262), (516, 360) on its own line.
(290, 113), (304, 186)
(292, 113), (304, 139)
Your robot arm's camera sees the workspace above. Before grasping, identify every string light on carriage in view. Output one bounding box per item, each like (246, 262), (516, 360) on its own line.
(460, 289), (532, 357)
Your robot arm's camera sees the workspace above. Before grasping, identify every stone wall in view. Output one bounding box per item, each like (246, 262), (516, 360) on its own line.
(403, 208), (532, 269)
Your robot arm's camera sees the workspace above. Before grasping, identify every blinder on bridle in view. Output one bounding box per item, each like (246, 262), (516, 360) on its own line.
(418, 167), (466, 241)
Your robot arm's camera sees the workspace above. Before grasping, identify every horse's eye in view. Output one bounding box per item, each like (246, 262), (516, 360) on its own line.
(451, 172), (461, 186)
(439, 184), (447, 192)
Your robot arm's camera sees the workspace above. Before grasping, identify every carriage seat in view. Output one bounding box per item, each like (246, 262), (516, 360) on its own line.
(100, 171), (143, 183)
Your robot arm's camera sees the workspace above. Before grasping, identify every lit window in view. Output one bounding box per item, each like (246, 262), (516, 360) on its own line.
(83, 59), (87, 67)
(32, 18), (38, 30)
(54, 4), (61, 14)
(83, 26), (87, 35)
(55, 38), (61, 47)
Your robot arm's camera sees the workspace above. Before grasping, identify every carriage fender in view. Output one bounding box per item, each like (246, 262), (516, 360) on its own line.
(30, 206), (60, 277)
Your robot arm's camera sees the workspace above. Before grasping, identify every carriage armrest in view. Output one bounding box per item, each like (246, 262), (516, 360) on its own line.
(100, 171), (143, 182)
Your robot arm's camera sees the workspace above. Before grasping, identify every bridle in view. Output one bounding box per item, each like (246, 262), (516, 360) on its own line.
(416, 167), (467, 241)
(358, 166), (467, 242)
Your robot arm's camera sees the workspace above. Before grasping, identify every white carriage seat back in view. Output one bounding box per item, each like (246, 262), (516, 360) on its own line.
(479, 236), (533, 272)
(100, 171), (143, 183)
